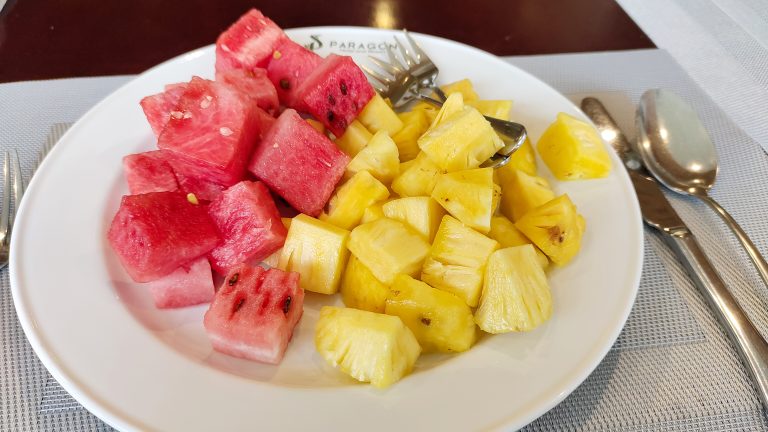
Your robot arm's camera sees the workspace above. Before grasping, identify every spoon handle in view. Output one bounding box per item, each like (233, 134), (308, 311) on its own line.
(663, 228), (768, 409)
(698, 193), (768, 288)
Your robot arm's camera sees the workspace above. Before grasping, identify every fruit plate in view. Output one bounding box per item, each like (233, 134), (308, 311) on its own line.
(10, 27), (643, 431)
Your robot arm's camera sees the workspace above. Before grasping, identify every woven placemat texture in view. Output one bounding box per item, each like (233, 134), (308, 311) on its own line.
(1, 49), (768, 430)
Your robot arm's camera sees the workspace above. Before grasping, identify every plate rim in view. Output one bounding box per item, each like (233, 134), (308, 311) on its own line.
(9, 26), (644, 431)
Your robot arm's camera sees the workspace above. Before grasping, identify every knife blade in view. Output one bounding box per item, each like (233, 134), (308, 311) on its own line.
(581, 96), (768, 410)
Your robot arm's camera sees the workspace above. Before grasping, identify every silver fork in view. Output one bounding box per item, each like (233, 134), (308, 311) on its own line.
(363, 30), (528, 168)
(0, 150), (25, 269)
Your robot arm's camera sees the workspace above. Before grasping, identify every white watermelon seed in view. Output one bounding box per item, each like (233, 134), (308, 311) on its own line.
(220, 127), (233, 136)
(200, 96), (212, 109)
(170, 111), (183, 119)
(183, 111), (192, 119)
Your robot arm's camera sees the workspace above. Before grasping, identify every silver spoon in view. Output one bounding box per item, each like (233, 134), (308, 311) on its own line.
(637, 88), (768, 287)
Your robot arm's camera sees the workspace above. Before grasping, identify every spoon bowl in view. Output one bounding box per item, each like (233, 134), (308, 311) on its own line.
(636, 88), (768, 287)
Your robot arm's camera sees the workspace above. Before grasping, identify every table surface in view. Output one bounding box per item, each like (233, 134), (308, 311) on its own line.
(0, 0), (654, 83)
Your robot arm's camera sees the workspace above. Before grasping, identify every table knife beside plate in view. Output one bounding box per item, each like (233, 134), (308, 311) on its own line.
(581, 97), (768, 410)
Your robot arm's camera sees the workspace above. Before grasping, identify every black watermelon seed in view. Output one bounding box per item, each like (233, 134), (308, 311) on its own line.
(233, 298), (246, 313)
(228, 273), (240, 286)
(279, 79), (290, 90)
(328, 94), (336, 105)
(327, 111), (335, 122)
(282, 296), (292, 314)
(340, 82), (348, 95)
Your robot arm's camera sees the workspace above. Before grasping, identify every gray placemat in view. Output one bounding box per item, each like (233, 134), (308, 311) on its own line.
(2, 49), (768, 431)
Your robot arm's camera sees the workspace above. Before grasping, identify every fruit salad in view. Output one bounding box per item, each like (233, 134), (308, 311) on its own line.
(107, 8), (612, 388)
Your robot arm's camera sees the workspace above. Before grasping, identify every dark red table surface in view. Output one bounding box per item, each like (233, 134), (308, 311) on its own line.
(0, 0), (654, 83)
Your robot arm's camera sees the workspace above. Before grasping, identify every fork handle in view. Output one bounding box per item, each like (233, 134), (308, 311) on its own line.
(662, 227), (768, 409)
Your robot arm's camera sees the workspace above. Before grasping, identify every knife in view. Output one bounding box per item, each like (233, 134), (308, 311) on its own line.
(582, 97), (768, 410)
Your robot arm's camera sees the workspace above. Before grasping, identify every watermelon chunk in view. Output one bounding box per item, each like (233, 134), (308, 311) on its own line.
(266, 38), (322, 107)
(208, 181), (287, 275)
(215, 9), (286, 74)
(146, 257), (215, 309)
(203, 265), (304, 364)
(216, 68), (279, 115)
(295, 54), (375, 136)
(122, 151), (180, 195)
(108, 192), (221, 282)
(157, 77), (262, 187)
(139, 83), (188, 136)
(248, 109), (349, 216)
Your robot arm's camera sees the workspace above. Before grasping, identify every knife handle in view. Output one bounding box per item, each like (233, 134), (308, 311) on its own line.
(662, 228), (768, 408)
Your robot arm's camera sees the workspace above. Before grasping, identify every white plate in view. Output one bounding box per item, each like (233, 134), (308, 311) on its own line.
(10, 27), (643, 431)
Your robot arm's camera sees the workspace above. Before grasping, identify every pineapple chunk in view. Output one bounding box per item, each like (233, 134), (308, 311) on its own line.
(360, 199), (389, 224)
(418, 106), (504, 172)
(345, 130), (400, 185)
(348, 218), (430, 285)
(391, 152), (443, 197)
(410, 101), (438, 123)
(306, 118), (326, 134)
(278, 214), (349, 294)
(357, 93), (404, 135)
(466, 100), (512, 120)
(335, 120), (372, 157)
(431, 168), (500, 233)
(393, 110), (430, 162)
(440, 78), (479, 102)
(315, 306), (420, 388)
(501, 136), (537, 176)
(341, 256), (391, 313)
(320, 171), (390, 230)
(515, 195), (584, 266)
(537, 112), (612, 180)
(427, 92), (464, 132)
(488, 215), (549, 269)
(386, 274), (477, 353)
(475, 245), (552, 333)
(382, 197), (446, 242)
(421, 216), (499, 307)
(262, 217), (293, 267)
(497, 168), (555, 221)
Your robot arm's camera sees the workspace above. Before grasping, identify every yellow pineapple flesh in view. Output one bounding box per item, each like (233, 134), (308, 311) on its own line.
(341, 255), (391, 313)
(410, 101), (438, 124)
(382, 197), (446, 242)
(440, 78), (479, 102)
(537, 112), (612, 180)
(466, 100), (512, 120)
(391, 152), (443, 197)
(498, 168), (555, 221)
(515, 194), (584, 266)
(431, 167), (500, 233)
(392, 110), (430, 162)
(418, 106), (504, 172)
(315, 306), (420, 388)
(385, 274), (477, 353)
(306, 118), (326, 134)
(475, 245), (552, 333)
(335, 120), (373, 157)
(360, 199), (389, 224)
(320, 170), (390, 230)
(357, 93), (404, 135)
(278, 214), (349, 294)
(426, 92), (464, 132)
(345, 130), (400, 185)
(421, 216), (499, 307)
(501, 136), (537, 176)
(348, 218), (430, 285)
(488, 215), (549, 269)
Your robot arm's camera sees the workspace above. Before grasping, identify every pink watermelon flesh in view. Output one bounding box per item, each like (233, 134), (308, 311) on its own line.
(146, 257), (215, 309)
(208, 181), (287, 275)
(139, 83), (188, 137)
(108, 192), (221, 283)
(157, 76), (261, 187)
(216, 68), (279, 115)
(248, 109), (349, 216)
(203, 265), (303, 364)
(215, 9), (286, 74)
(295, 54), (375, 136)
(266, 38), (322, 107)
(123, 151), (180, 195)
